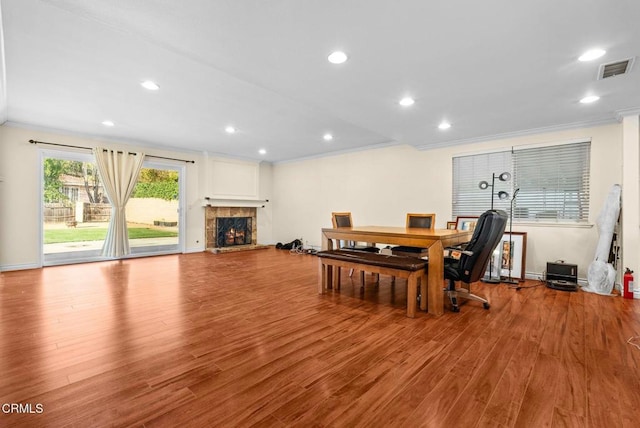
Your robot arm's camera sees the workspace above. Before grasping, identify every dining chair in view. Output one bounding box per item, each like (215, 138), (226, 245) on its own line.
(391, 213), (436, 258)
(331, 212), (380, 286)
(331, 212), (379, 252)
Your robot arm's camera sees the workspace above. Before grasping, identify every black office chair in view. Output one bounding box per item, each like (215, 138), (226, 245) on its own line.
(443, 209), (508, 312)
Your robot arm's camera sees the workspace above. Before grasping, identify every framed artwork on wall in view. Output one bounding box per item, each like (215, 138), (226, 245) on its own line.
(455, 216), (479, 231)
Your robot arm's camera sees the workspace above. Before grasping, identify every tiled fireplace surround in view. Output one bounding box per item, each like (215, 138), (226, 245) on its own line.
(205, 206), (261, 252)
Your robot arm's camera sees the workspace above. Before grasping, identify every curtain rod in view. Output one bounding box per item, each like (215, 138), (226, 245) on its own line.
(28, 139), (195, 164)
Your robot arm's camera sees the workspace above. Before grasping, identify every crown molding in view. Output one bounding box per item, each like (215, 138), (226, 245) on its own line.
(415, 117), (619, 151)
(616, 108), (640, 120)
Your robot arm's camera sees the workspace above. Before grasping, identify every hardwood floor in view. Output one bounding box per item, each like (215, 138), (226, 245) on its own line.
(1, 248), (639, 427)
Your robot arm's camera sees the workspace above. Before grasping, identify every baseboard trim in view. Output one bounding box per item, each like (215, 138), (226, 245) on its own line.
(1, 262), (42, 272)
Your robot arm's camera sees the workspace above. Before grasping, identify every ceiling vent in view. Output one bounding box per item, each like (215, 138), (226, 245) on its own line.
(598, 58), (635, 80)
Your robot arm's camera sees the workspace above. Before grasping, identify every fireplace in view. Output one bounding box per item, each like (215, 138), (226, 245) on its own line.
(216, 217), (252, 247)
(205, 206), (266, 253)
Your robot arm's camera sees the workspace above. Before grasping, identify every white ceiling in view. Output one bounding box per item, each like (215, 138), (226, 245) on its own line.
(1, 0), (639, 163)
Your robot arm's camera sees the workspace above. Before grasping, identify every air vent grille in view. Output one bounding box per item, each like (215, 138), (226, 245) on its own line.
(598, 58), (634, 79)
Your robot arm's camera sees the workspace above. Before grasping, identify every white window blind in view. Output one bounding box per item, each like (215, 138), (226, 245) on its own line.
(452, 151), (512, 217)
(452, 141), (590, 223)
(512, 142), (590, 222)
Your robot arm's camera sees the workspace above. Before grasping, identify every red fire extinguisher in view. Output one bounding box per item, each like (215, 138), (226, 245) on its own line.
(623, 268), (634, 299)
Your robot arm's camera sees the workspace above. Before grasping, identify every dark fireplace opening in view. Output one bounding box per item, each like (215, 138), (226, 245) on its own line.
(216, 217), (252, 247)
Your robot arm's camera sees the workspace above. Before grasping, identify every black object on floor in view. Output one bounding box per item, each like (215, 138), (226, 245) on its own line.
(546, 280), (579, 292)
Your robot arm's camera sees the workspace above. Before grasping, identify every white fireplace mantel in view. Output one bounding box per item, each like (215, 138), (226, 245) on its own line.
(203, 197), (269, 208)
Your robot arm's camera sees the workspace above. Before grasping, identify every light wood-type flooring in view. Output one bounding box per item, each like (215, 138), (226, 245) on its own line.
(1, 248), (639, 427)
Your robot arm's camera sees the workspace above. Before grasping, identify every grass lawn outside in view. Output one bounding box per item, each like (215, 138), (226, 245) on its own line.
(44, 227), (178, 244)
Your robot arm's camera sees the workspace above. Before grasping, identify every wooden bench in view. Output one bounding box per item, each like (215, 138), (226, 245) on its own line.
(317, 250), (428, 318)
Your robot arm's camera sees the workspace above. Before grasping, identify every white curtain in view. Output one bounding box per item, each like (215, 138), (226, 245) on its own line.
(93, 147), (145, 257)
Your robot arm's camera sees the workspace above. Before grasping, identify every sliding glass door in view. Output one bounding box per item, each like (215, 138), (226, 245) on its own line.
(42, 150), (109, 265)
(127, 162), (183, 255)
(42, 150), (184, 266)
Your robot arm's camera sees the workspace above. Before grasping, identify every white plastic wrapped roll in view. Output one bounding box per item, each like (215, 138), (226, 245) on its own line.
(586, 184), (621, 294)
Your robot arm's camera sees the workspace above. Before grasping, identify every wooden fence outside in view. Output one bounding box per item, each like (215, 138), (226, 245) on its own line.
(44, 203), (112, 223)
(83, 203), (111, 222)
(43, 204), (74, 223)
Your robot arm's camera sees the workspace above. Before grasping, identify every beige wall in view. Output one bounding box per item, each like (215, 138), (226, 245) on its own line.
(0, 126), (41, 269)
(272, 123), (624, 281)
(621, 114), (640, 275)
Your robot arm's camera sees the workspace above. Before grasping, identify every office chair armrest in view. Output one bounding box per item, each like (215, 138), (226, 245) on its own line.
(444, 247), (474, 260)
(445, 241), (469, 250)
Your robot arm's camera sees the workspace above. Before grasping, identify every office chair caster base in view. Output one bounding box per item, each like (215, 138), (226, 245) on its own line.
(448, 294), (459, 312)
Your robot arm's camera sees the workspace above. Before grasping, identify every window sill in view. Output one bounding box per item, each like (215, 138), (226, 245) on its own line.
(513, 221), (594, 229)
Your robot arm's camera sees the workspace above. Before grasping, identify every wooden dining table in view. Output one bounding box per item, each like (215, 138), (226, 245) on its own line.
(321, 226), (474, 316)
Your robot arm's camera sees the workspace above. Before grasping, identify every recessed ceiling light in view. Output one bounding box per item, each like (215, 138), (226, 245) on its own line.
(141, 80), (159, 90)
(101, 120), (115, 127)
(327, 51), (348, 64)
(258, 149), (266, 155)
(578, 49), (606, 62)
(399, 97), (415, 107)
(580, 95), (600, 104)
(323, 133), (333, 141)
(225, 126), (236, 134)
(438, 121), (452, 130)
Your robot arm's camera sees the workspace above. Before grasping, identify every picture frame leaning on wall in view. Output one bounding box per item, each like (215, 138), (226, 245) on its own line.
(454, 216), (479, 231)
(497, 231), (527, 281)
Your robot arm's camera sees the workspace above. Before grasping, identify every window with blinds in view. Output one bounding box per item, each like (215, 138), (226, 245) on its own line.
(452, 141), (591, 223)
(452, 151), (512, 217)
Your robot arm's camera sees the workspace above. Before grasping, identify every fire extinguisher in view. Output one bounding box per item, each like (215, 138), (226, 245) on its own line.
(623, 268), (634, 299)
